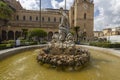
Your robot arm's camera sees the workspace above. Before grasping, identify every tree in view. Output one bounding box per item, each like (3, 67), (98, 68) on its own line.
(22, 29), (28, 39)
(28, 29), (47, 42)
(0, 1), (13, 21)
(73, 26), (80, 42)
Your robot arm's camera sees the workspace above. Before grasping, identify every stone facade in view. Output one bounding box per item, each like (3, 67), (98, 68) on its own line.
(69, 0), (94, 40)
(0, 0), (94, 41)
(94, 31), (103, 38)
(94, 27), (120, 38)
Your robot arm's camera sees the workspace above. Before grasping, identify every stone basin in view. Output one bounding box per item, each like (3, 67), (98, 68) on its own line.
(0, 45), (120, 80)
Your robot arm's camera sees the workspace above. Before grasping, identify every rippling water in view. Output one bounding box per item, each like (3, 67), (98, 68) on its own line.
(0, 49), (120, 80)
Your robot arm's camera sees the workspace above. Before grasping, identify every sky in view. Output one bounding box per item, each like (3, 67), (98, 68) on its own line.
(16, 0), (120, 31)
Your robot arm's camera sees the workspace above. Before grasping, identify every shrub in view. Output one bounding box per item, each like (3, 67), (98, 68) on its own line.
(6, 43), (14, 48)
(89, 42), (120, 48)
(29, 41), (37, 45)
(0, 44), (6, 50)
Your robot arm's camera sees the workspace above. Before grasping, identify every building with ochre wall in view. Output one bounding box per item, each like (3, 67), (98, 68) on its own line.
(0, 0), (94, 41)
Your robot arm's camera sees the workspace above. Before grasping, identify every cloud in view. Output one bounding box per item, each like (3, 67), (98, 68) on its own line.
(17, 0), (52, 10)
(94, 0), (120, 31)
(51, 0), (74, 9)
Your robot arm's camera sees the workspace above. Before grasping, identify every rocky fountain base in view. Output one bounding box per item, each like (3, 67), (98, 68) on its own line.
(37, 46), (90, 70)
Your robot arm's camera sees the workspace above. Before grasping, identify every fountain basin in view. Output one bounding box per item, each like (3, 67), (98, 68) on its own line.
(0, 45), (120, 80)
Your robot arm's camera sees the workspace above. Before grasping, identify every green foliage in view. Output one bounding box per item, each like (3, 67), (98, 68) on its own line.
(89, 42), (120, 48)
(0, 1), (13, 20)
(0, 43), (14, 50)
(0, 44), (6, 50)
(2, 40), (15, 44)
(20, 40), (37, 46)
(22, 29), (28, 39)
(28, 29), (47, 38)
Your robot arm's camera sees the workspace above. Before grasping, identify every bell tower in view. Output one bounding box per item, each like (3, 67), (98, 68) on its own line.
(70, 0), (94, 40)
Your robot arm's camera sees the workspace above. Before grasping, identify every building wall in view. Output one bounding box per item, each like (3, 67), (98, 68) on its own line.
(10, 9), (62, 30)
(3, 0), (23, 10)
(1, 0), (94, 41)
(69, 0), (94, 40)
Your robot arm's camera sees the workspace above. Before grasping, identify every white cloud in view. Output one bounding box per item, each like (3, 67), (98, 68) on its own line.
(18, 0), (39, 10)
(51, 0), (74, 9)
(94, 0), (120, 31)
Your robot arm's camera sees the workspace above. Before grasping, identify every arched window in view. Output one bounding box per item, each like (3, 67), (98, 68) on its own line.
(54, 17), (56, 22)
(48, 17), (50, 22)
(42, 17), (44, 22)
(36, 16), (38, 21)
(30, 16), (32, 21)
(84, 13), (86, 19)
(16, 15), (19, 20)
(23, 16), (26, 21)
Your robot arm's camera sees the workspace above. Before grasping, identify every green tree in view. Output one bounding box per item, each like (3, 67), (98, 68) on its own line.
(0, 1), (13, 21)
(28, 29), (47, 43)
(73, 26), (80, 42)
(22, 29), (28, 39)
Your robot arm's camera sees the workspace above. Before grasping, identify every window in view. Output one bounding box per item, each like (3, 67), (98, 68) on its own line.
(42, 17), (44, 22)
(60, 17), (61, 22)
(30, 16), (32, 21)
(36, 16), (38, 21)
(48, 17), (50, 22)
(73, 20), (74, 24)
(84, 13), (86, 19)
(16, 15), (19, 20)
(23, 16), (26, 21)
(54, 17), (56, 22)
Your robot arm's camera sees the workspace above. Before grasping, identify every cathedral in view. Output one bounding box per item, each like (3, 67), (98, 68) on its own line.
(0, 0), (94, 41)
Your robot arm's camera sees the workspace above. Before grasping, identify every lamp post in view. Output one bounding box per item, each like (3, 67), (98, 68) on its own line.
(65, 0), (66, 10)
(39, 0), (41, 27)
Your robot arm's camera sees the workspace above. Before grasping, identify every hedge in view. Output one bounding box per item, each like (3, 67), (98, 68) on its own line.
(89, 42), (120, 48)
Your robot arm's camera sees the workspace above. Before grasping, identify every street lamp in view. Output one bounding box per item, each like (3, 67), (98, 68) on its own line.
(65, 0), (66, 10)
(39, 0), (41, 27)
(65, 0), (66, 12)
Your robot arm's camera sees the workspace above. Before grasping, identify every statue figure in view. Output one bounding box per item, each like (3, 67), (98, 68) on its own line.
(58, 7), (69, 42)
(47, 7), (75, 49)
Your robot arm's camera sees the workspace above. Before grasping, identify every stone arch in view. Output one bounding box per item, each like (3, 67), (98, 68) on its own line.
(48, 31), (53, 41)
(2, 30), (7, 40)
(15, 31), (21, 40)
(8, 31), (14, 40)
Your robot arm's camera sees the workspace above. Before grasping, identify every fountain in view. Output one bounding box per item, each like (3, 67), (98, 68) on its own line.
(1, 7), (120, 80)
(37, 8), (90, 70)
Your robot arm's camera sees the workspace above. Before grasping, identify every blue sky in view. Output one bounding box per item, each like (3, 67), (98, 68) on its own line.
(17, 0), (120, 31)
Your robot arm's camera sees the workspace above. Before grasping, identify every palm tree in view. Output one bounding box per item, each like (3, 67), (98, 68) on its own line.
(73, 26), (80, 42)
